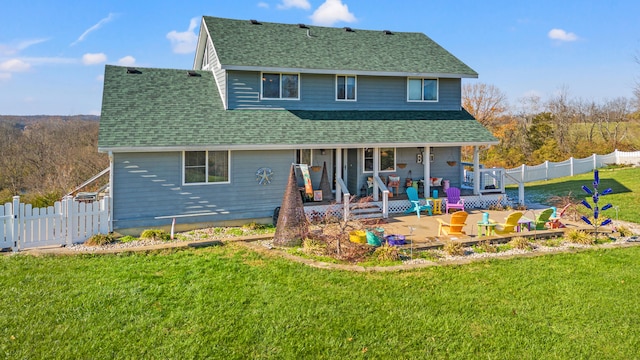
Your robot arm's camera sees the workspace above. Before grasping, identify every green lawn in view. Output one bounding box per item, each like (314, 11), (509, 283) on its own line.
(2, 244), (640, 359)
(513, 166), (640, 223)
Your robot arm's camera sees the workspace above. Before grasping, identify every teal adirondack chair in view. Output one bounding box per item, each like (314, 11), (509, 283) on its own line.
(405, 187), (432, 218)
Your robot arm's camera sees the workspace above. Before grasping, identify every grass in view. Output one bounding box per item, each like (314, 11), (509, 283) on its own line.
(509, 166), (640, 223)
(2, 244), (640, 358)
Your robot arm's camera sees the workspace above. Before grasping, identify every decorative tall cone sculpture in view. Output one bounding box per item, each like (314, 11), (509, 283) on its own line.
(273, 164), (308, 246)
(319, 161), (333, 201)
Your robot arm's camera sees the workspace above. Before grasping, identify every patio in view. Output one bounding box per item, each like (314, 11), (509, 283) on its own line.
(357, 208), (578, 250)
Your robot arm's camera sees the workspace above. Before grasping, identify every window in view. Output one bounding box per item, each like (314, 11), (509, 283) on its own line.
(261, 73), (299, 99)
(184, 151), (229, 184)
(363, 148), (396, 172)
(336, 75), (356, 100)
(407, 78), (438, 101)
(296, 149), (311, 165)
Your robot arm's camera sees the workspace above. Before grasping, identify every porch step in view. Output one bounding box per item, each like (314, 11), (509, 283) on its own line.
(349, 203), (383, 220)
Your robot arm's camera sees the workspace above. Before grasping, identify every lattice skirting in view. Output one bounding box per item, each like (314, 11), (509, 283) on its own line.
(304, 194), (507, 219)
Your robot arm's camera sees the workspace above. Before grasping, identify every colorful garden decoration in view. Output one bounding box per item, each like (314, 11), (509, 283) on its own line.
(579, 170), (613, 240)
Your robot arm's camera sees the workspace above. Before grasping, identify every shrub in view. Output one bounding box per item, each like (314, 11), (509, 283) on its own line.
(85, 233), (114, 246)
(496, 244), (512, 252)
(508, 237), (532, 251)
(473, 240), (497, 254)
(565, 229), (594, 245)
(538, 238), (563, 247)
(616, 225), (634, 237)
(373, 244), (399, 262)
(302, 238), (327, 256)
(140, 229), (170, 241)
(118, 235), (138, 243)
(442, 241), (465, 256)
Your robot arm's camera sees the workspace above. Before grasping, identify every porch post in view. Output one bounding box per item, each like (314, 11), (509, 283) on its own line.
(373, 147), (379, 201)
(335, 148), (342, 203)
(473, 146), (480, 195)
(423, 146), (430, 197)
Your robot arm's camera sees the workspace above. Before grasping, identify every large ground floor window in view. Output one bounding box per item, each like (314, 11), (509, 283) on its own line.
(364, 148), (396, 172)
(184, 150), (229, 184)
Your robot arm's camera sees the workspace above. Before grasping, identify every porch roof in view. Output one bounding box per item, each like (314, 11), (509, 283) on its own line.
(99, 66), (497, 152)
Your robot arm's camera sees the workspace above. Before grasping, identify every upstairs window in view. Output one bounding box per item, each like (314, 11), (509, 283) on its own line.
(336, 75), (356, 101)
(407, 78), (438, 102)
(262, 73), (299, 99)
(184, 151), (229, 184)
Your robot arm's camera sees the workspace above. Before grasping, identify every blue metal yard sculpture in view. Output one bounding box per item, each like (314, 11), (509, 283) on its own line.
(580, 170), (613, 240)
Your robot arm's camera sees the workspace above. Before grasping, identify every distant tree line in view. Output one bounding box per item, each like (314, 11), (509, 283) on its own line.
(0, 116), (108, 206)
(462, 83), (640, 168)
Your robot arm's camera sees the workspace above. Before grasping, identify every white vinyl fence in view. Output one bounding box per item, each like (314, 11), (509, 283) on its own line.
(0, 195), (110, 251)
(504, 150), (640, 185)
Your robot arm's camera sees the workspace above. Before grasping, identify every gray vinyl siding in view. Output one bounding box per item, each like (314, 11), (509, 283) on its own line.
(227, 71), (461, 111)
(112, 150), (292, 230)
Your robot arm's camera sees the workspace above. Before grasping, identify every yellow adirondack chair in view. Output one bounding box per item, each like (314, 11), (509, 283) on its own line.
(437, 211), (468, 236)
(491, 212), (524, 235)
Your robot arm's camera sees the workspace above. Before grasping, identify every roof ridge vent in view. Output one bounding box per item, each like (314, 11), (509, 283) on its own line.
(298, 23), (309, 29)
(187, 70), (201, 77)
(249, 19), (261, 25)
(343, 27), (354, 32)
(383, 30), (393, 35)
(126, 67), (141, 74)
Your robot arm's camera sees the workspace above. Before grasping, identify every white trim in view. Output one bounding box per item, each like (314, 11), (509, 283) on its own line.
(260, 72), (300, 100)
(223, 65), (478, 79)
(100, 141), (499, 153)
(182, 150), (231, 186)
(407, 77), (439, 102)
(335, 75), (357, 101)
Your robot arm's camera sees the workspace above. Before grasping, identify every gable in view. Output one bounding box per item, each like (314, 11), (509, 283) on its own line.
(99, 66), (496, 152)
(201, 16), (477, 78)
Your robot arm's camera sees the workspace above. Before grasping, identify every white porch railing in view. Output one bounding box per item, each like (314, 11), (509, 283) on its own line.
(0, 195), (111, 251)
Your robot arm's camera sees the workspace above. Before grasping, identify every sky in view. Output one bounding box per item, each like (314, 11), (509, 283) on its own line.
(1, 0), (639, 115)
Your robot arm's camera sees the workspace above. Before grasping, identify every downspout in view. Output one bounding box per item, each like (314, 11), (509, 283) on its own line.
(108, 151), (114, 232)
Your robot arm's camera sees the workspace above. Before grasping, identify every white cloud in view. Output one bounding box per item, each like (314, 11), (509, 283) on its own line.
(82, 53), (107, 65)
(117, 55), (136, 66)
(71, 13), (117, 46)
(0, 58), (31, 72)
(548, 28), (578, 42)
(96, 74), (104, 82)
(0, 38), (48, 56)
(310, 0), (356, 26)
(277, 0), (311, 10)
(167, 17), (199, 54)
(257, 2), (269, 8)
(0, 72), (11, 81)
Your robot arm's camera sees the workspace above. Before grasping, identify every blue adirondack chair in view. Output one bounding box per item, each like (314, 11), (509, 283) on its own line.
(405, 187), (432, 218)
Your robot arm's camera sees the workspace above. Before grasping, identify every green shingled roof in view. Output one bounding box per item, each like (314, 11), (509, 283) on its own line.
(203, 16), (477, 77)
(98, 66), (496, 151)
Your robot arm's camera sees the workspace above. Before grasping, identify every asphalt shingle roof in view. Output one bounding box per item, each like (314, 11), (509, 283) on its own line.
(203, 16), (477, 77)
(98, 66), (496, 151)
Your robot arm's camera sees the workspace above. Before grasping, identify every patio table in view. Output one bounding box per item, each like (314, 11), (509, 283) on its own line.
(477, 222), (496, 237)
(517, 217), (534, 232)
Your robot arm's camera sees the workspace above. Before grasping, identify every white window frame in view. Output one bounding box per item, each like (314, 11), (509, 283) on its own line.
(336, 75), (357, 101)
(407, 78), (439, 102)
(261, 72), (300, 100)
(183, 150), (231, 185)
(363, 148), (396, 173)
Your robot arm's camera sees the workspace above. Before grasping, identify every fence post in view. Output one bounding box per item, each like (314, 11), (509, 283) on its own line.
(614, 149), (619, 165)
(11, 196), (19, 252)
(545, 160), (549, 181)
(521, 164), (526, 183)
(570, 157), (574, 176)
(63, 196), (76, 246)
(592, 153), (597, 170)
